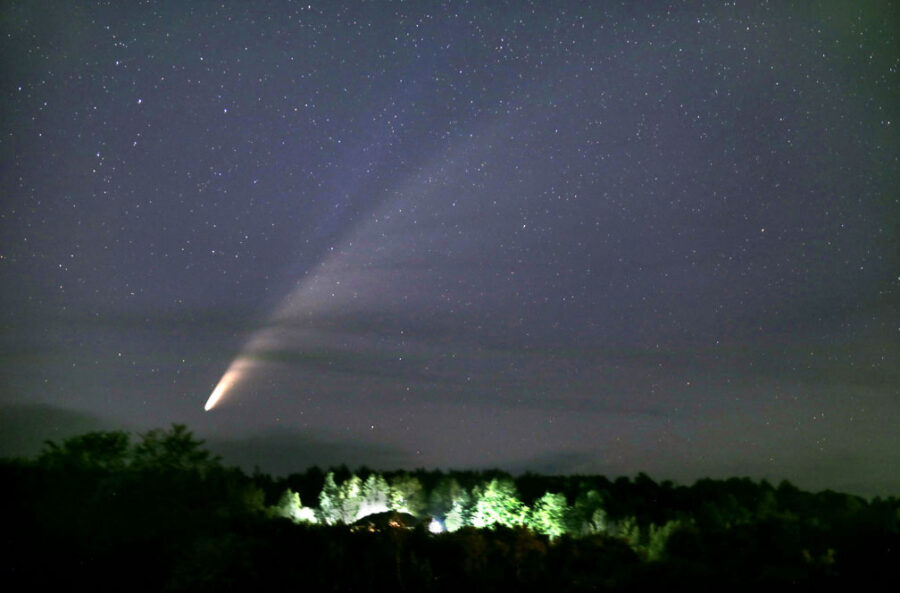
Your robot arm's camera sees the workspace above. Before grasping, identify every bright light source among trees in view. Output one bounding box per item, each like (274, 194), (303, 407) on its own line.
(271, 489), (318, 524)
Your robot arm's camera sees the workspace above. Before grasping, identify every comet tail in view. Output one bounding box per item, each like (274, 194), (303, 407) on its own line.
(204, 365), (243, 411)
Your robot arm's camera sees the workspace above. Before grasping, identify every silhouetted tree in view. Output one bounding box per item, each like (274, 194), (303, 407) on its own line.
(131, 424), (220, 473)
(38, 430), (131, 471)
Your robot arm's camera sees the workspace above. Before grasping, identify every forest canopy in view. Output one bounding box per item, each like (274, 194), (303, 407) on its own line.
(3, 425), (898, 591)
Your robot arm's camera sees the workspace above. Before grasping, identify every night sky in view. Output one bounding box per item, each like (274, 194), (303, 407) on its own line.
(2, 1), (897, 496)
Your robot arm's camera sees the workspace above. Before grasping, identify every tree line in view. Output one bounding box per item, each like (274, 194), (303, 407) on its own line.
(3, 425), (897, 591)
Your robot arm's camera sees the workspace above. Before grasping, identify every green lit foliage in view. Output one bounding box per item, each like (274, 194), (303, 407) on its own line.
(589, 508), (608, 533)
(471, 478), (528, 529)
(527, 492), (570, 538)
(389, 473), (426, 516)
(13, 425), (900, 590)
(318, 472), (364, 524)
(614, 516), (642, 547)
(444, 488), (473, 532)
(428, 477), (465, 518)
(609, 517), (689, 560)
(646, 520), (686, 561)
(270, 489), (318, 524)
(318, 472), (342, 524)
(359, 474), (391, 518)
(569, 489), (608, 535)
(313, 470), (460, 527)
(341, 474), (364, 521)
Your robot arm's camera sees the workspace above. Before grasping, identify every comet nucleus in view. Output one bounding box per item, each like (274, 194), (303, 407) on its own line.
(204, 359), (250, 411)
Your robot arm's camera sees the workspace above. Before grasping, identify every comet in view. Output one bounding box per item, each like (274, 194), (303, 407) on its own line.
(202, 322), (289, 410)
(204, 358), (251, 411)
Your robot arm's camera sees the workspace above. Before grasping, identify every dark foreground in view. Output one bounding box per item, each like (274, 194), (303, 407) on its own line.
(3, 425), (897, 591)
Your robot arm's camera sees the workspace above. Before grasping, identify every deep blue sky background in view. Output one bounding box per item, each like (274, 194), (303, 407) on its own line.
(1, 1), (897, 496)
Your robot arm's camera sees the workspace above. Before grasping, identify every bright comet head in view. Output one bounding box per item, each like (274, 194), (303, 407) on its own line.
(204, 361), (248, 411)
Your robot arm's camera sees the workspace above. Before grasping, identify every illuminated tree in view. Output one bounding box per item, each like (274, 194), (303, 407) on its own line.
(358, 474), (391, 519)
(570, 489), (608, 535)
(429, 477), (465, 517)
(614, 516), (642, 551)
(389, 474), (426, 516)
(339, 474), (364, 522)
(444, 488), (473, 532)
(319, 472), (364, 524)
(646, 520), (685, 561)
(588, 508), (608, 533)
(271, 489), (317, 524)
(527, 492), (569, 538)
(471, 478), (528, 529)
(318, 472), (341, 524)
